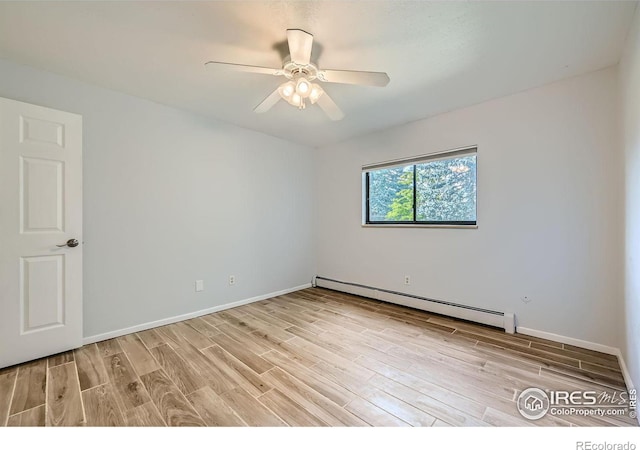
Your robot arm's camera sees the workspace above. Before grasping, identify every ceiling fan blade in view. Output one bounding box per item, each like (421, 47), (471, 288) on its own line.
(316, 91), (344, 121)
(318, 69), (390, 87)
(254, 88), (282, 114)
(205, 61), (282, 76)
(287, 29), (313, 66)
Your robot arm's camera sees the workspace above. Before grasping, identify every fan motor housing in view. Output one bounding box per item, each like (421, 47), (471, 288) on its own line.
(282, 60), (318, 81)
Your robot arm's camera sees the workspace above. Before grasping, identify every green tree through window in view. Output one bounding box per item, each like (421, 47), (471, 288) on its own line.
(366, 153), (476, 225)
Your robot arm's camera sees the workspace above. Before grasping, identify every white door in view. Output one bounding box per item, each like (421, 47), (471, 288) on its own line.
(0, 97), (82, 368)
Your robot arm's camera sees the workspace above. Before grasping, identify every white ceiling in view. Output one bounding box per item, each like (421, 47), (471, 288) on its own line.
(0, 1), (636, 147)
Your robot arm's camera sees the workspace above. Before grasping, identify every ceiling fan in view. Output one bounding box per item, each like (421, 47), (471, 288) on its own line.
(204, 29), (390, 121)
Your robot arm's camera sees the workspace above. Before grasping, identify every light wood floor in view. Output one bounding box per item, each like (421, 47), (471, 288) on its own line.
(0, 287), (635, 427)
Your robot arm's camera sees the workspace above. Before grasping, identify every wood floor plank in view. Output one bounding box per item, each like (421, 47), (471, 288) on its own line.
(48, 351), (74, 368)
(183, 318), (220, 340)
(213, 322), (287, 355)
(117, 334), (160, 376)
(200, 313), (226, 327)
(219, 386), (286, 427)
(244, 306), (304, 332)
(262, 305), (328, 335)
(480, 339), (625, 391)
(247, 330), (291, 353)
(7, 405), (45, 426)
(291, 289), (332, 304)
(377, 326), (480, 354)
(359, 386), (437, 426)
(261, 349), (355, 407)
(216, 323), (273, 355)
(75, 344), (108, 390)
(125, 403), (166, 426)
(150, 344), (205, 396)
(319, 330), (414, 369)
(258, 388), (327, 426)
(482, 407), (533, 427)
(261, 367), (367, 426)
(354, 355), (488, 419)
(139, 369), (205, 427)
(82, 384), (125, 427)
(580, 361), (625, 381)
(96, 339), (123, 358)
(289, 337), (375, 382)
(136, 329), (166, 349)
(187, 386), (246, 426)
(9, 359), (46, 415)
(0, 366), (17, 377)
(155, 328), (238, 395)
(285, 326), (361, 361)
(539, 366), (623, 395)
(406, 356), (522, 401)
(47, 362), (85, 426)
(1, 287), (631, 427)
(386, 338), (485, 371)
(386, 312), (457, 336)
(317, 306), (384, 332)
(171, 322), (213, 350)
(369, 374), (489, 426)
(456, 330), (582, 368)
(303, 309), (366, 333)
(221, 309), (295, 343)
(259, 297), (310, 316)
(319, 324), (395, 353)
(541, 365), (627, 391)
(433, 419), (453, 427)
(103, 352), (151, 412)
(201, 345), (272, 397)
(0, 370), (17, 426)
(267, 339), (325, 368)
(208, 333), (273, 374)
(346, 397), (410, 426)
(277, 293), (325, 311)
(430, 316), (551, 348)
(563, 343), (619, 362)
(530, 342), (619, 369)
(310, 359), (377, 395)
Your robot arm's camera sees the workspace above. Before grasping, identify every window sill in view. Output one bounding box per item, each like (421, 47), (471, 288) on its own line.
(362, 224), (478, 229)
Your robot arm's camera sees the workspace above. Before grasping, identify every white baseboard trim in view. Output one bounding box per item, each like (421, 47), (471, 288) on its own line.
(82, 283), (311, 345)
(516, 327), (619, 355)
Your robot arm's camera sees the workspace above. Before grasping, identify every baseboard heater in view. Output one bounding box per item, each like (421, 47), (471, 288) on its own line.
(314, 276), (515, 334)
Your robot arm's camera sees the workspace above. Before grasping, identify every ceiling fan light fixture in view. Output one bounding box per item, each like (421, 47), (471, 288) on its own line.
(279, 81), (295, 99)
(206, 28), (389, 121)
(309, 83), (323, 104)
(290, 92), (303, 107)
(296, 77), (311, 97)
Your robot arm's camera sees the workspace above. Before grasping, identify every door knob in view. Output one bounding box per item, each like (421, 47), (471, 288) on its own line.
(57, 239), (79, 248)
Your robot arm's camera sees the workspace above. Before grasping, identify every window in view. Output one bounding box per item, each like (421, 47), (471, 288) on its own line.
(364, 147), (477, 226)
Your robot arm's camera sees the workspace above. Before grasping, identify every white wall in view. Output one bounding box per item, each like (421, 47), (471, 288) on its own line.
(0, 58), (315, 338)
(0, 54), (628, 353)
(314, 67), (623, 347)
(620, 6), (640, 390)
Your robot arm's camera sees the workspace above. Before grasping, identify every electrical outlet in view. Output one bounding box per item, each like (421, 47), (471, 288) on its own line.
(229, 275), (235, 286)
(195, 280), (204, 292)
(404, 275), (410, 285)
